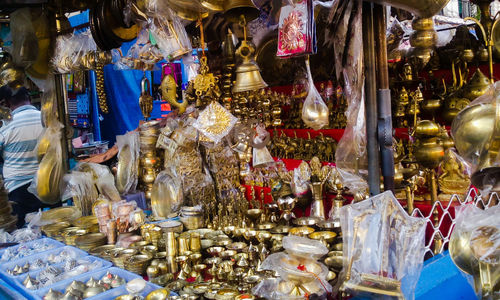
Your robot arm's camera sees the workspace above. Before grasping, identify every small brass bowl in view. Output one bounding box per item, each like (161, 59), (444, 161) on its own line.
(257, 222), (276, 230)
(227, 242), (247, 252)
(324, 254), (343, 271)
(309, 231), (337, 243)
(157, 220), (183, 234)
(179, 214), (204, 231)
(332, 242), (343, 251)
(289, 226), (315, 237)
(293, 217), (319, 227)
(243, 229), (258, 242)
(201, 239), (214, 249)
(154, 251), (167, 259)
(232, 227), (247, 238)
(271, 225), (291, 234)
(145, 288), (170, 300)
(130, 241), (150, 248)
(317, 219), (341, 232)
(89, 245), (115, 258)
(221, 250), (237, 259)
(140, 245), (158, 256)
(207, 246), (224, 257)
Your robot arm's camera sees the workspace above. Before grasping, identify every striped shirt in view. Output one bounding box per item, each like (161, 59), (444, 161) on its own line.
(0, 105), (44, 192)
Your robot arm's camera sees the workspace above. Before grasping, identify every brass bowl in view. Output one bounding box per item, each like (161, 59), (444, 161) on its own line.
(243, 229), (258, 242)
(201, 239), (215, 249)
(271, 225), (291, 234)
(227, 242), (247, 252)
(145, 288), (170, 300)
(207, 246), (224, 257)
(309, 231), (337, 243)
(324, 253), (343, 271)
(316, 219), (341, 231)
(214, 288), (239, 300)
(293, 217), (319, 227)
(179, 214), (204, 230)
(130, 241), (150, 248)
(221, 250), (237, 259)
(289, 226), (315, 237)
(140, 245), (158, 256)
(257, 222), (276, 230)
(89, 245), (115, 257)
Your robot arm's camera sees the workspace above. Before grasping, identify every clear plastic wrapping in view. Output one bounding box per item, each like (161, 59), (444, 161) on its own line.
(9, 8), (38, 68)
(29, 122), (64, 205)
(450, 204), (500, 299)
(193, 101), (238, 145)
(252, 124), (274, 167)
(301, 57), (329, 130)
(292, 161), (311, 197)
(339, 191), (426, 300)
(61, 171), (98, 216)
(51, 29), (98, 74)
(116, 131), (140, 195)
(149, 8), (192, 60)
(254, 235), (331, 299)
(151, 167), (183, 219)
(76, 162), (121, 202)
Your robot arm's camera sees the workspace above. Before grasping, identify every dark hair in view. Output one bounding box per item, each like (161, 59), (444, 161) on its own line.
(0, 85), (29, 106)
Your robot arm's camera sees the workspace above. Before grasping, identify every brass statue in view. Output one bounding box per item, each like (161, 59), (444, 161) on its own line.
(438, 149), (471, 200)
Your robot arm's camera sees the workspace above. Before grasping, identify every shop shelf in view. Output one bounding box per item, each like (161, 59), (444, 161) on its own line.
(11, 255), (112, 299)
(0, 245), (88, 284)
(33, 267), (142, 300)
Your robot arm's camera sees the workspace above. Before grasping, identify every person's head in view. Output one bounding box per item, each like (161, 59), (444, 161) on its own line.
(0, 85), (30, 109)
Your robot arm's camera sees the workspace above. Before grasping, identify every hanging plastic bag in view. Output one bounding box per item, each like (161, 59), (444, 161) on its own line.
(76, 162), (121, 202)
(151, 167), (183, 219)
(9, 8), (38, 68)
(28, 123), (64, 204)
(252, 124), (274, 167)
(116, 131), (140, 195)
(61, 171), (98, 216)
(301, 56), (329, 130)
(149, 8), (192, 61)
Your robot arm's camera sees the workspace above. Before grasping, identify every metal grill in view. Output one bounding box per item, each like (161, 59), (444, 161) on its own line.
(411, 189), (498, 258)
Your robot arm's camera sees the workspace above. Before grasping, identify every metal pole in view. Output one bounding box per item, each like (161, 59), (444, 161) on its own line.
(362, 1), (380, 195)
(373, 3), (395, 192)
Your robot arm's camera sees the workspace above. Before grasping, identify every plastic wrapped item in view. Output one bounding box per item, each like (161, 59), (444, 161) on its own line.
(51, 29), (98, 73)
(76, 162), (122, 202)
(39, 77), (58, 128)
(112, 200), (138, 233)
(116, 131), (140, 195)
(449, 204), (500, 299)
(252, 124), (274, 167)
(292, 161), (311, 197)
(301, 57), (329, 130)
(61, 171), (98, 216)
(149, 8), (192, 60)
(151, 167), (183, 219)
(282, 235), (328, 260)
(193, 101), (238, 145)
(339, 191), (426, 300)
(29, 123), (64, 205)
(0, 211), (41, 243)
(9, 8), (38, 68)
(332, 0), (368, 182)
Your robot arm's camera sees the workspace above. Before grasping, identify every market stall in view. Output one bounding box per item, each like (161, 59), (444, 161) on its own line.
(0, 0), (498, 299)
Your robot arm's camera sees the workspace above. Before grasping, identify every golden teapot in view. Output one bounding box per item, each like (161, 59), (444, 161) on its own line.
(461, 69), (490, 101)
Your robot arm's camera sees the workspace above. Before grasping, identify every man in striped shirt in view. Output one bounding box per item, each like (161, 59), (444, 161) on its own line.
(0, 85), (59, 228)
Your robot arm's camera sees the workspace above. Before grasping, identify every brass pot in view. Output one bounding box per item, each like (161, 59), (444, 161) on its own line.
(412, 17), (434, 30)
(414, 137), (445, 169)
(461, 69), (491, 101)
(415, 120), (440, 137)
(409, 30), (437, 48)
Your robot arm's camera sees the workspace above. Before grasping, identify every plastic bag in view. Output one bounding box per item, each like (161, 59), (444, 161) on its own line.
(193, 101), (238, 145)
(116, 131), (140, 195)
(339, 191), (426, 300)
(76, 162), (121, 202)
(51, 29), (98, 73)
(449, 204), (500, 299)
(149, 8), (192, 60)
(10, 8), (38, 68)
(301, 57), (329, 130)
(151, 167), (183, 219)
(61, 171), (98, 216)
(292, 161), (311, 197)
(28, 122), (64, 205)
(252, 124), (274, 167)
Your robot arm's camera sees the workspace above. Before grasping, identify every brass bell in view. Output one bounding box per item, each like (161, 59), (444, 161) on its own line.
(223, 0), (260, 23)
(232, 40), (268, 93)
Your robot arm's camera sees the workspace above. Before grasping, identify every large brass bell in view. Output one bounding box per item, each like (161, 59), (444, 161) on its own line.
(232, 40), (268, 93)
(223, 0), (260, 23)
(369, 0), (450, 18)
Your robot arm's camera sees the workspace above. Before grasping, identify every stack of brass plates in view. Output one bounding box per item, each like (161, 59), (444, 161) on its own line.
(41, 221), (71, 240)
(124, 254), (152, 275)
(89, 244), (116, 260)
(71, 216), (99, 233)
(75, 233), (107, 251)
(61, 227), (88, 246)
(0, 183), (16, 232)
(90, 0), (138, 50)
(41, 206), (82, 224)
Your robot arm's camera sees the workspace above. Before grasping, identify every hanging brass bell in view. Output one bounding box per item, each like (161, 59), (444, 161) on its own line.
(223, 0), (260, 23)
(232, 40), (268, 93)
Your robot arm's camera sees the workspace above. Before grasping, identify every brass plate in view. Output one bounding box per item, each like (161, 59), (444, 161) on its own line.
(41, 206), (81, 223)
